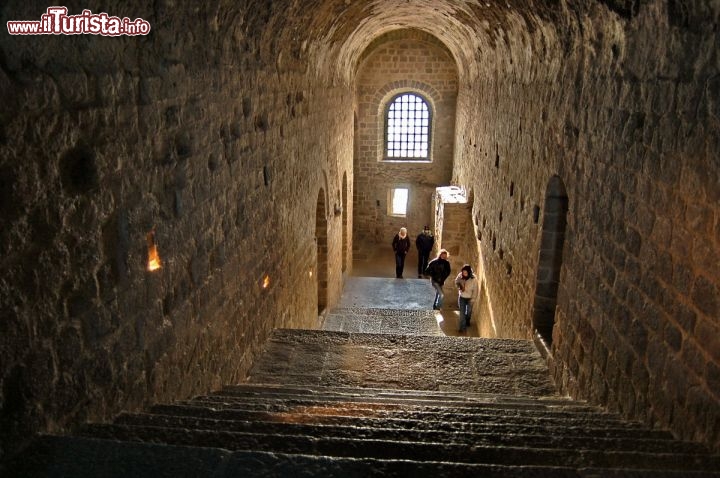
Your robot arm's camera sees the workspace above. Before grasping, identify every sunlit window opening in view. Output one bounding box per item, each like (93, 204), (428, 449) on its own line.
(389, 187), (409, 216)
(385, 93), (431, 159)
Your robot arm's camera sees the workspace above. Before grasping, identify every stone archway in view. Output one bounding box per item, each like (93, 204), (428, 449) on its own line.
(531, 175), (569, 346)
(316, 188), (328, 315)
(342, 173), (348, 273)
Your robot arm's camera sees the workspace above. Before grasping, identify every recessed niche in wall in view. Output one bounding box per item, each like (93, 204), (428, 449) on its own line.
(477, 231), (482, 241)
(492, 236), (496, 251)
(533, 205), (540, 224)
(499, 211), (503, 223)
(510, 182), (514, 197)
(60, 145), (98, 195)
(498, 248), (504, 260)
(506, 263), (512, 276)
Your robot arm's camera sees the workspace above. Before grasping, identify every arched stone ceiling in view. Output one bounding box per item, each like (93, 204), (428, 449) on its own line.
(301, 0), (577, 85)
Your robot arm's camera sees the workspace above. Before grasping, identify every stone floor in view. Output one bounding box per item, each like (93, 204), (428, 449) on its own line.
(348, 252), (480, 338)
(251, 329), (557, 395)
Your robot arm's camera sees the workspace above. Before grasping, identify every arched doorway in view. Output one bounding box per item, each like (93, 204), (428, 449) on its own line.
(342, 173), (348, 273)
(531, 175), (569, 346)
(316, 189), (328, 315)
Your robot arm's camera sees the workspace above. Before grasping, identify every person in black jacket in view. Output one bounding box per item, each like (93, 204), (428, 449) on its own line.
(425, 249), (451, 309)
(391, 227), (411, 278)
(415, 225), (434, 278)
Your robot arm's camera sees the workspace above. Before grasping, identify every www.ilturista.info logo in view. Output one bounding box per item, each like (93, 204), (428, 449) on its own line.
(7, 7), (151, 36)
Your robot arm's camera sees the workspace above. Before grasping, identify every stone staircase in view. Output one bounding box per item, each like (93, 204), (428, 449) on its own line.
(322, 307), (443, 335)
(5, 309), (720, 477)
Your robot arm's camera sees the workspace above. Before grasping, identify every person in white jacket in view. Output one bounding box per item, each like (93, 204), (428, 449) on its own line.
(454, 264), (478, 333)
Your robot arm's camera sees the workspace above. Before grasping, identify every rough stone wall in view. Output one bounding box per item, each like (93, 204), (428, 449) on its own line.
(453, 1), (720, 449)
(0, 1), (352, 459)
(0, 0), (718, 459)
(353, 30), (457, 258)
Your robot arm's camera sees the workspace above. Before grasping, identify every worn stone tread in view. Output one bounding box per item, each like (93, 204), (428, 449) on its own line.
(146, 403), (676, 439)
(8, 435), (719, 478)
(330, 308), (439, 318)
(177, 398), (647, 429)
(183, 396), (624, 424)
(323, 307), (444, 335)
(201, 391), (607, 413)
(266, 329), (544, 351)
(113, 412), (707, 454)
(76, 423), (720, 471)
(218, 382), (593, 408)
(250, 329), (558, 397)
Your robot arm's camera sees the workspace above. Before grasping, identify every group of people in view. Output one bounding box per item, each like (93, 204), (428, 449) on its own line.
(391, 225), (434, 279)
(392, 226), (479, 334)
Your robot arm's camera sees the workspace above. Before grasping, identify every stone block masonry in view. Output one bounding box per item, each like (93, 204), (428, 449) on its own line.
(353, 30), (457, 258)
(0, 1), (353, 459)
(452, 0), (720, 451)
(0, 0), (718, 461)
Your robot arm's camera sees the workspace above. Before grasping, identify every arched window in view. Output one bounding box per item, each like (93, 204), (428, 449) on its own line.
(384, 93), (431, 160)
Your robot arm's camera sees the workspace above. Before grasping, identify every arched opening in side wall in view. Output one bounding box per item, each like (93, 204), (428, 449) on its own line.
(316, 188), (328, 315)
(532, 175), (569, 346)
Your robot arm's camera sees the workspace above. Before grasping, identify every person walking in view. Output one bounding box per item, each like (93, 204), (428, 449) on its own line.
(425, 249), (451, 310)
(415, 225), (434, 278)
(391, 227), (411, 278)
(454, 264), (479, 333)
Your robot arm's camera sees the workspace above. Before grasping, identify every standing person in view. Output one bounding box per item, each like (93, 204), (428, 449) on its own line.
(454, 264), (479, 333)
(425, 249), (451, 310)
(391, 227), (411, 278)
(415, 225), (435, 278)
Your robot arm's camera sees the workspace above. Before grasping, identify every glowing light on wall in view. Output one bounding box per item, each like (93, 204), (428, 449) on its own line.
(262, 274), (271, 289)
(146, 229), (162, 272)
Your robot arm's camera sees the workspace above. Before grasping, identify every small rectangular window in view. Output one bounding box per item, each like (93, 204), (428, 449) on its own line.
(388, 188), (408, 216)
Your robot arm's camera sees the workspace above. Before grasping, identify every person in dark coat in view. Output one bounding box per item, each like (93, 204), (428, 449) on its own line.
(415, 225), (434, 278)
(425, 249), (451, 309)
(391, 227), (411, 278)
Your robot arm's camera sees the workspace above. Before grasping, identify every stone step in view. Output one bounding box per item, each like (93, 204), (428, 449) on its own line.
(184, 394), (623, 422)
(113, 412), (707, 454)
(213, 383), (605, 411)
(249, 329), (557, 397)
(268, 328), (543, 352)
(170, 400), (664, 434)
(220, 382), (585, 407)
(329, 307), (438, 318)
(147, 404), (674, 440)
(9, 435), (718, 478)
(322, 310), (444, 335)
(76, 423), (720, 471)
